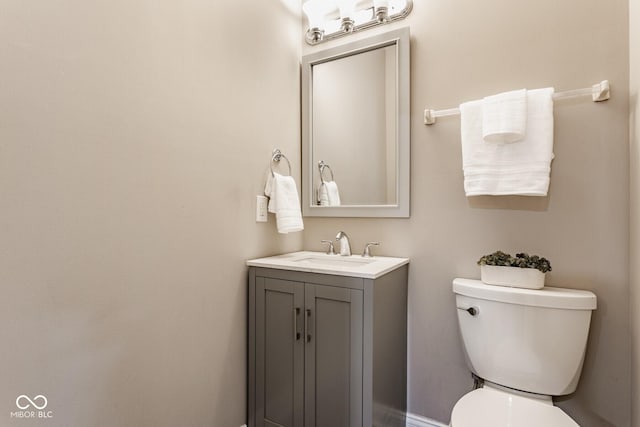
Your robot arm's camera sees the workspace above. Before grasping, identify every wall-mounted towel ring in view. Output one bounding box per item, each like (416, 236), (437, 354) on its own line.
(270, 149), (292, 177)
(318, 160), (334, 184)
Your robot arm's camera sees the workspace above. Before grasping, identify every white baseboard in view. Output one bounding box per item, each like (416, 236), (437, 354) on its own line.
(405, 412), (448, 427)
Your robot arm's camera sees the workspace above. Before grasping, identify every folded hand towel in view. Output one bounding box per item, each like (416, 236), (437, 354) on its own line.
(318, 183), (329, 206)
(460, 87), (554, 196)
(318, 181), (341, 206)
(264, 173), (304, 233)
(482, 88), (527, 143)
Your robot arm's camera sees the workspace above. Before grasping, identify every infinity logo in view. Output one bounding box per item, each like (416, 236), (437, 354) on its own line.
(15, 395), (47, 410)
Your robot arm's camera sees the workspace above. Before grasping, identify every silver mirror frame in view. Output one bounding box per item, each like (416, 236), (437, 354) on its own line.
(301, 27), (410, 218)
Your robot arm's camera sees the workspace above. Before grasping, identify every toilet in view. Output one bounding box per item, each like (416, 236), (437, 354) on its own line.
(450, 278), (597, 427)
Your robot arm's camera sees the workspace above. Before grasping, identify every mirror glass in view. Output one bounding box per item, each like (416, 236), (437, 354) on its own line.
(301, 27), (410, 217)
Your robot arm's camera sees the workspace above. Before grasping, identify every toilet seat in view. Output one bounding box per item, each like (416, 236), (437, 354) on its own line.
(450, 386), (578, 427)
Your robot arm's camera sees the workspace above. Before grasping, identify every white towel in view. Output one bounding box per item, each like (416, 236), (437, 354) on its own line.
(482, 89), (527, 143)
(460, 87), (555, 196)
(318, 181), (341, 206)
(264, 173), (304, 233)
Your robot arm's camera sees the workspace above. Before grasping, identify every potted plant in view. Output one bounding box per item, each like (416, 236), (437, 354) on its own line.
(477, 251), (552, 289)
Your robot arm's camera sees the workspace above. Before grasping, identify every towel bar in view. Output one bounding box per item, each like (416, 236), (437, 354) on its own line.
(424, 80), (610, 125)
(270, 149), (292, 177)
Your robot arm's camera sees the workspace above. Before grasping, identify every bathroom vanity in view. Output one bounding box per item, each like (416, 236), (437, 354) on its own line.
(247, 252), (409, 427)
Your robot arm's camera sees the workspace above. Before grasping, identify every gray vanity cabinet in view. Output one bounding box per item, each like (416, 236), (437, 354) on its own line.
(254, 277), (305, 427)
(303, 283), (363, 427)
(248, 265), (408, 427)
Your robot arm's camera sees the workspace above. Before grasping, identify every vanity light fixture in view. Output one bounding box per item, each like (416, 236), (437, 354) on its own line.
(303, 0), (412, 45)
(337, 0), (357, 32)
(373, 0), (389, 22)
(302, 0), (334, 43)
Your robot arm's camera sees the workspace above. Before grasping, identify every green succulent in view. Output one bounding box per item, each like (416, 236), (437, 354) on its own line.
(477, 251), (552, 273)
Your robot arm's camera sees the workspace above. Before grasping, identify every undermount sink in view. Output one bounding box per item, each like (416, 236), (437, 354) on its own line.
(246, 251), (409, 279)
(293, 255), (376, 268)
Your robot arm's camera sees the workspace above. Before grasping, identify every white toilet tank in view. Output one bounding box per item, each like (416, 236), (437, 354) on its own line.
(453, 278), (597, 396)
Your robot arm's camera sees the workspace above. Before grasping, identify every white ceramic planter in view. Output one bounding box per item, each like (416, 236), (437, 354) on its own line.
(480, 265), (546, 289)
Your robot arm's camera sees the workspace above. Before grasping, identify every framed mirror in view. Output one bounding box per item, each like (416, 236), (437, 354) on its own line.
(301, 27), (410, 218)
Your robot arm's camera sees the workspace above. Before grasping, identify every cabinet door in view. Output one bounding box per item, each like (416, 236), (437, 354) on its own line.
(255, 278), (305, 427)
(304, 284), (363, 427)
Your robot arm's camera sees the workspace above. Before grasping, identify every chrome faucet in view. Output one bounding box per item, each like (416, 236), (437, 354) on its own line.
(362, 242), (380, 258)
(335, 231), (352, 256)
(321, 239), (335, 255)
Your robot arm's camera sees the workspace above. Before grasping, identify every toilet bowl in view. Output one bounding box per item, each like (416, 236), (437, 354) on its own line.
(451, 278), (597, 427)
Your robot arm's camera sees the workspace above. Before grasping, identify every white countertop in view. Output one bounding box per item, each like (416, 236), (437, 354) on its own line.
(246, 251), (410, 279)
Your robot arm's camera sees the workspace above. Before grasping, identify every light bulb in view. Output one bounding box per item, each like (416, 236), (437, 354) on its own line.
(336, 0), (356, 19)
(303, 0), (336, 43)
(389, 0), (407, 13)
(302, 0), (332, 30)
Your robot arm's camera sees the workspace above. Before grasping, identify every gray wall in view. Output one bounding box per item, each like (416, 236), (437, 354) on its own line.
(630, 0), (639, 425)
(0, 1), (632, 426)
(302, 0), (631, 425)
(0, 1), (302, 426)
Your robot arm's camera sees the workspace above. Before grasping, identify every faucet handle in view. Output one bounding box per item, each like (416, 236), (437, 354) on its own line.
(321, 240), (335, 255)
(362, 242), (380, 258)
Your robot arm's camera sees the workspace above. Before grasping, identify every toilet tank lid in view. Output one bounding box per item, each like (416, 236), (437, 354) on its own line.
(453, 278), (597, 310)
